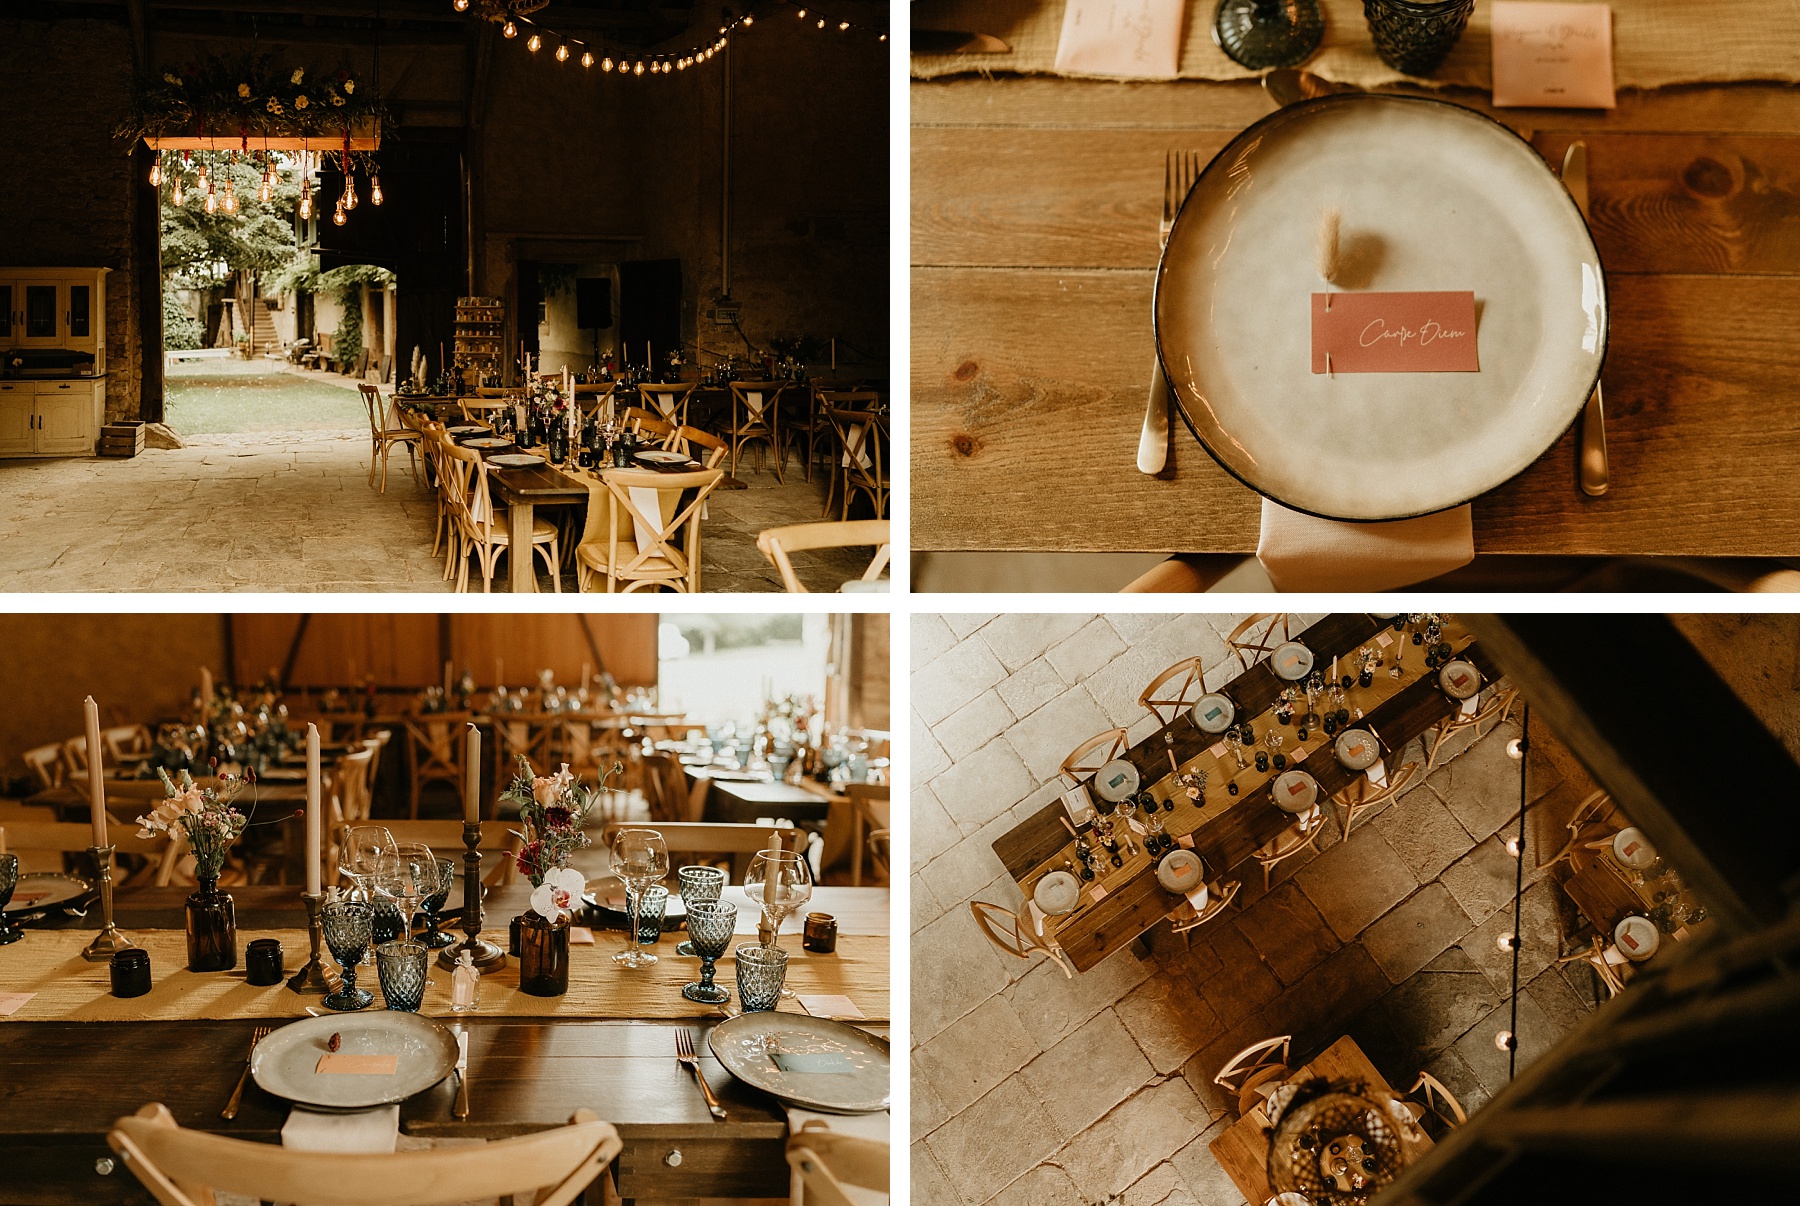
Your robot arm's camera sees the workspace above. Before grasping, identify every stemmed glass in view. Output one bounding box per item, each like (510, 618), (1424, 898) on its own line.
(681, 900), (737, 1004)
(675, 865), (726, 956)
(744, 850), (812, 996)
(320, 899), (375, 1011)
(418, 857), (458, 949)
(610, 828), (670, 969)
(371, 843), (443, 945)
(339, 825), (397, 899)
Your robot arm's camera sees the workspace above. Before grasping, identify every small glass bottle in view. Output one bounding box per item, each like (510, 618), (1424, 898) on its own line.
(450, 948), (481, 1012)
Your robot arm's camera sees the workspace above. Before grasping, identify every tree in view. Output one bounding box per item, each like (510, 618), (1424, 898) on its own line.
(160, 154), (303, 286)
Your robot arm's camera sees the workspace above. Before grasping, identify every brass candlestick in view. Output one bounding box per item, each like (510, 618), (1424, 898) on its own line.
(80, 844), (139, 961)
(287, 891), (340, 994)
(440, 820), (506, 970)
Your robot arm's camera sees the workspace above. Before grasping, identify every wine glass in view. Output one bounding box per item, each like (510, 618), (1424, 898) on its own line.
(418, 857), (458, 949)
(339, 825), (396, 900)
(371, 843), (442, 947)
(320, 899), (375, 1011)
(610, 828), (669, 970)
(681, 900), (737, 1004)
(675, 865), (726, 956)
(744, 849), (813, 997)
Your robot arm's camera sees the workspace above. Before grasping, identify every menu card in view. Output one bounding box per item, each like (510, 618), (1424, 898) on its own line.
(1312, 292), (1480, 374)
(315, 1053), (400, 1075)
(1053, 0), (1185, 79)
(0, 993), (35, 1016)
(1491, 2), (1616, 109)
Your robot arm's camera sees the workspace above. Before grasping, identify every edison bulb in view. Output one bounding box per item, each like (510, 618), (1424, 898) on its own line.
(205, 190), (217, 214)
(370, 175), (383, 205)
(838, 21), (849, 30)
(1496, 933), (1515, 952)
(502, 20), (517, 37)
(603, 56), (613, 71)
(744, 13), (753, 24)
(1494, 1030), (1516, 1051)
(581, 52), (593, 67)
(333, 200), (347, 225)
(453, 0), (468, 9)
(555, 44), (568, 62)
(634, 61), (644, 75)
(527, 34), (541, 52)
(299, 194), (311, 220)
(797, 7), (806, 16)
(817, 18), (826, 28)
(172, 178), (184, 205)
(149, 158), (163, 187)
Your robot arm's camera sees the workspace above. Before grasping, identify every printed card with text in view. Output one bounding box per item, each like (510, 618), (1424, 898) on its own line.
(1492, 2), (1616, 109)
(1054, 0), (1185, 79)
(1311, 291), (1480, 374)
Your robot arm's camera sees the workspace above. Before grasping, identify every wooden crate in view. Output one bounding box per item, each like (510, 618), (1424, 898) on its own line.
(97, 422), (144, 458)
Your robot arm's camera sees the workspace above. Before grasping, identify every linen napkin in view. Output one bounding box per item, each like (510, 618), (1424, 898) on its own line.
(1256, 499), (1475, 592)
(1054, 0), (1185, 78)
(281, 1104), (400, 1153)
(646, 390), (680, 418)
(841, 422), (874, 470)
(744, 390), (765, 418)
(627, 486), (669, 555)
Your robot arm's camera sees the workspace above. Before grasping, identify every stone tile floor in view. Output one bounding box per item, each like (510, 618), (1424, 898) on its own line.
(913, 614), (1612, 1206)
(0, 429), (871, 592)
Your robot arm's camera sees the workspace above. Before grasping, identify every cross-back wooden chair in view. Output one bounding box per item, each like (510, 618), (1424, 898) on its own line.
(866, 828), (890, 882)
(1536, 788), (1618, 872)
(62, 735), (95, 777)
(108, 1102), (621, 1206)
(359, 383), (420, 493)
(22, 743), (65, 789)
(1406, 1071), (1468, 1136)
(0, 821), (180, 888)
(580, 382), (618, 424)
(358, 820), (521, 887)
(637, 381), (697, 427)
(1139, 656), (1212, 727)
(1558, 935), (1628, 999)
(1225, 614), (1291, 672)
(756, 520), (891, 594)
(102, 724), (153, 765)
(825, 406), (889, 521)
(725, 381), (788, 480)
(1255, 810), (1327, 890)
(1335, 759), (1421, 839)
(331, 746), (377, 827)
(1169, 878), (1241, 946)
(1060, 728), (1133, 788)
(573, 466), (725, 593)
(418, 422), (461, 578)
(494, 716), (562, 790)
(1214, 1035), (1293, 1117)
(1425, 686), (1520, 771)
(403, 713), (472, 819)
(790, 382), (867, 482)
(969, 900), (1074, 979)
(786, 1121), (888, 1206)
(445, 444), (562, 593)
(637, 751), (697, 823)
(672, 424), (728, 468)
(621, 407), (678, 447)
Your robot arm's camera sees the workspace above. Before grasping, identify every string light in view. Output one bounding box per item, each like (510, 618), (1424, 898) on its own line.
(502, 19), (517, 37)
(581, 51), (593, 67)
(371, 175), (384, 205)
(527, 33), (541, 51)
(172, 176), (184, 205)
(453, 0), (468, 9)
(1494, 1030), (1516, 1051)
(344, 174), (358, 211)
(555, 44), (569, 61)
(149, 152), (163, 187)
(602, 56), (613, 71)
(298, 175), (311, 220)
(333, 199), (347, 225)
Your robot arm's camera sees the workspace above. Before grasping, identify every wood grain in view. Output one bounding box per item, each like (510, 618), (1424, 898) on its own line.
(911, 77), (1800, 557)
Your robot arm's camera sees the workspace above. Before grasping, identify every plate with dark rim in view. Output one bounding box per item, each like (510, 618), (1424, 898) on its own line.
(709, 1013), (889, 1114)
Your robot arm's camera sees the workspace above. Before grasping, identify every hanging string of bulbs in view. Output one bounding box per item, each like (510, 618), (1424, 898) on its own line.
(453, 0), (887, 79)
(148, 144), (383, 228)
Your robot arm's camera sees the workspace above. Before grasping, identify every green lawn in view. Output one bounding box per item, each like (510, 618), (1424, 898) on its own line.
(165, 362), (366, 435)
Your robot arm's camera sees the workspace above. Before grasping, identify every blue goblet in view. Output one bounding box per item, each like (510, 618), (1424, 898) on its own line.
(675, 865), (725, 956)
(682, 901), (737, 1005)
(321, 899), (375, 1011)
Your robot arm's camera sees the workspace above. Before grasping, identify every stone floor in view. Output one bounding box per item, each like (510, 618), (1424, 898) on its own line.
(0, 429), (871, 592)
(911, 613), (1614, 1206)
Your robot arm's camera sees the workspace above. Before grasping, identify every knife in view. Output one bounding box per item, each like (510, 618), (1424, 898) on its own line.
(453, 1029), (470, 1121)
(912, 30), (1011, 54)
(1561, 141), (1610, 497)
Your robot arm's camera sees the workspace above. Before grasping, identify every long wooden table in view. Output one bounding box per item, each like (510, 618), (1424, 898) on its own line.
(0, 885), (889, 1205)
(912, 77), (1800, 565)
(991, 614), (1499, 970)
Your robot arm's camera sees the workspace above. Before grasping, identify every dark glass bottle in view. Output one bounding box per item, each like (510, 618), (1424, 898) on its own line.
(185, 875), (238, 972)
(549, 422), (568, 466)
(517, 911), (571, 996)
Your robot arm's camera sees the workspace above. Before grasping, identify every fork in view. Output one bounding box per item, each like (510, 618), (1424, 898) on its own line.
(676, 1027), (727, 1120)
(1137, 150), (1203, 475)
(221, 1025), (272, 1120)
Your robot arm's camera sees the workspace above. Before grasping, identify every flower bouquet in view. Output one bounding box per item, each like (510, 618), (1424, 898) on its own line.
(500, 756), (621, 995)
(136, 767), (252, 971)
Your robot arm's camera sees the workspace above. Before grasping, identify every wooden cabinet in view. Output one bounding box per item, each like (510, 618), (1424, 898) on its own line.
(0, 267), (107, 370)
(0, 379), (102, 457)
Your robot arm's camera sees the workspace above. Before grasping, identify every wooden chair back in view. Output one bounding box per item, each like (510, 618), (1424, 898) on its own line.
(1138, 656), (1210, 727)
(103, 724), (153, 761)
(1225, 614), (1291, 672)
(331, 747), (377, 827)
(579, 382), (617, 423)
(1409, 1071), (1468, 1131)
(1059, 728), (1133, 788)
(1539, 788), (1618, 871)
(404, 714), (472, 819)
(757, 520), (891, 593)
(0, 821), (180, 887)
(358, 382), (387, 438)
(815, 389), (880, 413)
(1336, 759), (1420, 839)
(866, 828), (889, 881)
(1426, 687), (1520, 771)
(351, 820), (521, 887)
(639, 751), (697, 823)
(1214, 1035), (1293, 1114)
(637, 382), (697, 426)
(1170, 878), (1241, 938)
(1254, 815), (1325, 891)
(785, 1122), (888, 1206)
(825, 406), (889, 518)
(968, 900), (1074, 978)
(22, 743), (64, 789)
(673, 424), (728, 468)
(108, 1102), (620, 1206)
(582, 467), (725, 593)
(62, 735), (94, 775)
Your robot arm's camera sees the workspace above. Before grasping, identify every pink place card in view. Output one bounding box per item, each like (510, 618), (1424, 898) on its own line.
(1376, 631), (1394, 648)
(569, 926), (595, 945)
(1311, 292), (1480, 374)
(315, 1053), (399, 1076)
(0, 992), (36, 1016)
(798, 994), (866, 1020)
(1491, 2), (1616, 109)
(1208, 741), (1228, 759)
(1089, 884), (1108, 903)
(1053, 0), (1185, 79)
(10, 891), (49, 906)
(1176, 834), (1195, 849)
(1293, 746), (1309, 763)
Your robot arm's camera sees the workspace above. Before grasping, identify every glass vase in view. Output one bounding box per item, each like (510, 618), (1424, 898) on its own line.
(1213, 0), (1324, 70)
(1364, 0), (1477, 77)
(518, 911), (571, 997)
(185, 874), (237, 972)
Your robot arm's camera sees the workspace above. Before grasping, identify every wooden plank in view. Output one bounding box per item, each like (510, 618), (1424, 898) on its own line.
(912, 268), (1800, 555)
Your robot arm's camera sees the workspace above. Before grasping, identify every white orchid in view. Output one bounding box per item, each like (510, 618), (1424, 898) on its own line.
(530, 866), (585, 923)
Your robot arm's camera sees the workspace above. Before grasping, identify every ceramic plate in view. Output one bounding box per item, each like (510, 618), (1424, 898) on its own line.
(1155, 94), (1606, 520)
(1190, 692), (1236, 734)
(1093, 758), (1140, 802)
(1612, 827), (1657, 870)
(1033, 870), (1081, 916)
(1270, 641), (1314, 682)
(2, 871), (91, 915)
(1272, 769), (1319, 814)
(1439, 659), (1481, 699)
(252, 1012), (458, 1111)
(1614, 915), (1660, 962)
(709, 1013), (889, 1114)
(635, 450), (690, 466)
(488, 453), (546, 468)
(1156, 849), (1204, 894)
(463, 437), (513, 449)
(447, 425), (486, 434)
(1335, 728), (1380, 770)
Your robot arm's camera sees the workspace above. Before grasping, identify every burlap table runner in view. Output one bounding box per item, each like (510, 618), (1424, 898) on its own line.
(0, 929), (888, 1022)
(911, 0), (1800, 87)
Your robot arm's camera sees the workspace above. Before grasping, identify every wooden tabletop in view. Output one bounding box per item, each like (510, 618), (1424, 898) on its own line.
(1209, 1034), (1427, 1205)
(704, 779), (833, 825)
(913, 78), (1800, 556)
(993, 615), (1500, 971)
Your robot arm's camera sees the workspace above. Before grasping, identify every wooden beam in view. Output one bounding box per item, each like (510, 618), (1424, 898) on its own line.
(576, 615), (609, 678)
(278, 614), (312, 690)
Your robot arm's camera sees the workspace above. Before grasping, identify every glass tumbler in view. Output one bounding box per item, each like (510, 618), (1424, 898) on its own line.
(735, 942), (789, 1012)
(376, 940), (430, 1012)
(1364, 0), (1477, 76)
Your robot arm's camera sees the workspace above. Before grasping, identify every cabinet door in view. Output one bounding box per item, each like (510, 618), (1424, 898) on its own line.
(34, 382), (92, 454)
(20, 280), (61, 345)
(67, 282), (94, 344)
(0, 282), (13, 343)
(0, 384), (32, 455)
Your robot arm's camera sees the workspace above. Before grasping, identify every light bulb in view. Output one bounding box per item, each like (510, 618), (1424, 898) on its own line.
(839, 21), (849, 30)
(1505, 836), (1522, 858)
(634, 61), (645, 75)
(797, 7), (806, 16)
(259, 175), (272, 203)
(370, 175), (383, 205)
(223, 188), (237, 214)
(299, 194), (311, 219)
(1506, 738), (1524, 760)
(556, 44), (569, 62)
(149, 156), (162, 187)
(172, 178), (184, 205)
(581, 51), (594, 67)
(453, 0), (468, 9)
(603, 56), (613, 71)
(744, 13), (753, 24)
(345, 178), (358, 210)
(1494, 1030), (1516, 1051)
(817, 18), (826, 28)
(503, 20), (517, 38)
(677, 59), (686, 70)
(527, 34), (541, 52)
(879, 33), (887, 42)
(1496, 934), (1514, 952)
(205, 190), (217, 214)
(333, 200), (347, 225)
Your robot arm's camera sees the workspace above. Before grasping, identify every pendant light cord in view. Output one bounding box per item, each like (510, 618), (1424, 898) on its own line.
(1509, 703), (1529, 1080)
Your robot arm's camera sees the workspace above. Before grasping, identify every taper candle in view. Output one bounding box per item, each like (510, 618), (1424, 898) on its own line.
(200, 666), (213, 710)
(443, 660), (452, 696)
(83, 696), (107, 847)
(305, 724), (322, 896)
(762, 830), (782, 905)
(464, 722), (480, 823)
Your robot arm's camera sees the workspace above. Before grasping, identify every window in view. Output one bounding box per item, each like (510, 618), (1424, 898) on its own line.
(657, 614), (829, 731)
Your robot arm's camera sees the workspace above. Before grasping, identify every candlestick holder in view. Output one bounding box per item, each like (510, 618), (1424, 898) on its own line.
(440, 820), (506, 970)
(80, 845), (139, 961)
(286, 891), (341, 994)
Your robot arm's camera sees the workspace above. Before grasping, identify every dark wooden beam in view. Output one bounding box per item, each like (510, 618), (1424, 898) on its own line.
(278, 614), (311, 690)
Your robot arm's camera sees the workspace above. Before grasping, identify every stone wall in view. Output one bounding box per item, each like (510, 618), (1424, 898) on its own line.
(0, 17), (145, 423)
